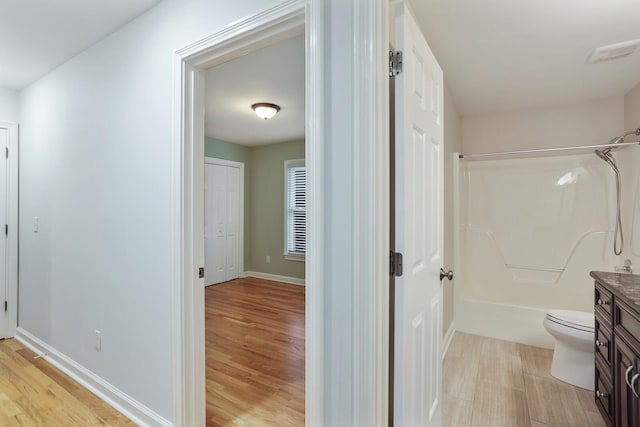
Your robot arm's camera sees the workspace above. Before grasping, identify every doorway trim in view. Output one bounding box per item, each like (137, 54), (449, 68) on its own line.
(172, 1), (324, 426)
(204, 157), (245, 283)
(0, 121), (18, 339)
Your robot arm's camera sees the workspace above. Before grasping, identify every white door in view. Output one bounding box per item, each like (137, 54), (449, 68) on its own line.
(393, 2), (444, 426)
(0, 128), (7, 337)
(204, 162), (241, 286)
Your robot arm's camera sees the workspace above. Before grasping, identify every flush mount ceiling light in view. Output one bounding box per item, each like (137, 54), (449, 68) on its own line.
(251, 102), (281, 120)
(586, 39), (640, 64)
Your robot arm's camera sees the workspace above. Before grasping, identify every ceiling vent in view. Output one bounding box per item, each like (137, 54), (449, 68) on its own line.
(586, 39), (640, 64)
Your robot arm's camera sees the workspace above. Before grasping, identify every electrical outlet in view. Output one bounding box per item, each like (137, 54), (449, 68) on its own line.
(266, 255), (271, 264)
(95, 330), (102, 352)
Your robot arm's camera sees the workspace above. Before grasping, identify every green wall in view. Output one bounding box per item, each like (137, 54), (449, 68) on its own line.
(205, 137), (305, 280)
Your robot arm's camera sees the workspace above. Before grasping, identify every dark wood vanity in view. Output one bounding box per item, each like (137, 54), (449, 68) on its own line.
(592, 271), (640, 426)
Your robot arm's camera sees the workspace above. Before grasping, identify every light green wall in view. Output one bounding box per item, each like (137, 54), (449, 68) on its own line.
(205, 137), (305, 280)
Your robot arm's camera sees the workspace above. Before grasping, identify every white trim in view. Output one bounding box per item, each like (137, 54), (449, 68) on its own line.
(15, 328), (171, 427)
(442, 322), (456, 361)
(0, 121), (18, 339)
(242, 270), (305, 286)
(284, 254), (305, 262)
(204, 156), (245, 278)
(352, 0), (389, 425)
(172, 2), (325, 426)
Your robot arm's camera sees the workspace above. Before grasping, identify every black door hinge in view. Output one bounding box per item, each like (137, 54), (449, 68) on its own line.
(4, 301), (7, 312)
(4, 224), (7, 236)
(390, 251), (403, 277)
(198, 267), (205, 278)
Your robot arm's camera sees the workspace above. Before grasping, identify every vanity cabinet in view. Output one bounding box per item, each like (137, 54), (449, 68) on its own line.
(592, 271), (640, 427)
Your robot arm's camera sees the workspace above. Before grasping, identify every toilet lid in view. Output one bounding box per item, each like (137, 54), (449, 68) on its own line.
(546, 310), (594, 332)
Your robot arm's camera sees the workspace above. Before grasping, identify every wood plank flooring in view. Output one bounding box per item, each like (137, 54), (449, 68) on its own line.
(0, 338), (134, 426)
(205, 277), (305, 426)
(444, 332), (606, 427)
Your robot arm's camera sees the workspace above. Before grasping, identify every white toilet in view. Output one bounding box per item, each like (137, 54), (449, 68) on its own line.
(543, 310), (595, 390)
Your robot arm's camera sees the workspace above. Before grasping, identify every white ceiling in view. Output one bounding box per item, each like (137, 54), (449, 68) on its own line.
(409, 0), (640, 115)
(0, 0), (161, 90)
(204, 35), (305, 146)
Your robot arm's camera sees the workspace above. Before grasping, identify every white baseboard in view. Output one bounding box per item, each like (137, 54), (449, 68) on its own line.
(442, 321), (456, 361)
(242, 271), (305, 286)
(15, 328), (172, 427)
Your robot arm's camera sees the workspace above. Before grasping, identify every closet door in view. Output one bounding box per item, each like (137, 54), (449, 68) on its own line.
(205, 164), (228, 286)
(205, 162), (241, 286)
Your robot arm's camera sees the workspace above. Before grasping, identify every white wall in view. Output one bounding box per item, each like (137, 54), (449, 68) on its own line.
(443, 84), (461, 335)
(0, 87), (18, 122)
(462, 96), (624, 154)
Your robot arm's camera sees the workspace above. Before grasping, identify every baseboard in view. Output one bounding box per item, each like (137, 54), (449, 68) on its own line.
(15, 328), (172, 427)
(442, 321), (456, 361)
(242, 271), (305, 286)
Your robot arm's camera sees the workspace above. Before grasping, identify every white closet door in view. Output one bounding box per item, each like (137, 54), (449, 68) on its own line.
(0, 129), (6, 335)
(204, 162), (241, 286)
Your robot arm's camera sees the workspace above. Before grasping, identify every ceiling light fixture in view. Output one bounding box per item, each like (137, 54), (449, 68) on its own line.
(251, 102), (280, 120)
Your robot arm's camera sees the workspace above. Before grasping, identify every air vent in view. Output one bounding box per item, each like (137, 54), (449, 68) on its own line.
(586, 39), (640, 64)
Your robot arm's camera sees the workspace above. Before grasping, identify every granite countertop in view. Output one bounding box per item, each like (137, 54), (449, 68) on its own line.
(591, 271), (640, 309)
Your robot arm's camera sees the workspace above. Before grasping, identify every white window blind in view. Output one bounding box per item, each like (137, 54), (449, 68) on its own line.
(285, 160), (306, 257)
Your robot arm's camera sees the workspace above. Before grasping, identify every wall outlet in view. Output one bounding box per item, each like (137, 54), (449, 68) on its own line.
(94, 330), (101, 352)
(266, 255), (271, 264)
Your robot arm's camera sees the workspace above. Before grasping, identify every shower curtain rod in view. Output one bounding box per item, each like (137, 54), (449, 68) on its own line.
(459, 140), (640, 160)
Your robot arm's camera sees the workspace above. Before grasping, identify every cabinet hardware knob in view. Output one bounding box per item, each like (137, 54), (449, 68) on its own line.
(597, 298), (610, 306)
(440, 268), (454, 281)
(596, 390), (608, 399)
(595, 340), (607, 348)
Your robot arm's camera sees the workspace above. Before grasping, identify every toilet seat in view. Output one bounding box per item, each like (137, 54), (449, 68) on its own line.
(546, 310), (594, 333)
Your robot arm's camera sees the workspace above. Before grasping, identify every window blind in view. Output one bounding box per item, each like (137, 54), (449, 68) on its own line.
(286, 163), (306, 256)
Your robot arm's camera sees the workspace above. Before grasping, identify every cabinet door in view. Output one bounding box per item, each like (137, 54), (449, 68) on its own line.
(615, 337), (639, 426)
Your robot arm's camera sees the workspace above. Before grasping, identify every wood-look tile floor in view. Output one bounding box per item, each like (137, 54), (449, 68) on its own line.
(444, 332), (606, 427)
(205, 277), (305, 426)
(0, 338), (134, 426)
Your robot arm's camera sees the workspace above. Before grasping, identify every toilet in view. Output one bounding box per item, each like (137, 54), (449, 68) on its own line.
(543, 310), (595, 390)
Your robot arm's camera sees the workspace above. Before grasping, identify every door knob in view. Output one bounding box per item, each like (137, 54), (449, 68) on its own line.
(440, 268), (454, 281)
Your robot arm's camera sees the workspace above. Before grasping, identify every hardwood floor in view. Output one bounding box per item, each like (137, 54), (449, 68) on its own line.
(0, 338), (134, 426)
(444, 332), (606, 427)
(205, 277), (305, 426)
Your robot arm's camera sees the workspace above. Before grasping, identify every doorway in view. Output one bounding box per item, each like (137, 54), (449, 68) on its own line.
(173, 2), (324, 425)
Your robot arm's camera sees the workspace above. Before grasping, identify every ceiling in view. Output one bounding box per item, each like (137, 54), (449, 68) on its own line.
(204, 35), (305, 146)
(0, 0), (161, 90)
(409, 0), (640, 115)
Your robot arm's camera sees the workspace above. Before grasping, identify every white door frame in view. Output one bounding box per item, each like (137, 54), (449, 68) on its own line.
(204, 157), (244, 282)
(0, 121), (17, 339)
(172, 1), (326, 425)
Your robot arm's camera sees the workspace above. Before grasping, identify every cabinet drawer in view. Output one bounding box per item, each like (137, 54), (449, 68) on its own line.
(595, 283), (612, 324)
(595, 357), (613, 426)
(615, 300), (640, 350)
(595, 318), (612, 367)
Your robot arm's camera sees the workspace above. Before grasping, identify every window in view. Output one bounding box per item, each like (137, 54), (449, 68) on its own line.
(285, 159), (306, 260)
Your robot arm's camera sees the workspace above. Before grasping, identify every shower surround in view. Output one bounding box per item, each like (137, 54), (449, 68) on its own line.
(455, 153), (618, 348)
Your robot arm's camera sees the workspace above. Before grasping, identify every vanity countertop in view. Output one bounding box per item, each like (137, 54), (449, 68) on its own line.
(591, 270), (640, 309)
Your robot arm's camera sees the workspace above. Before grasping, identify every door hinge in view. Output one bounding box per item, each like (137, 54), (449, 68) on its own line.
(198, 267), (205, 279)
(5, 147), (7, 159)
(4, 224), (6, 236)
(390, 251), (403, 277)
(389, 51), (403, 77)
(4, 301), (7, 312)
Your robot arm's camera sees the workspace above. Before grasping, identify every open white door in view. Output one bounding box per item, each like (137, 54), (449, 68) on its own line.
(393, 2), (444, 426)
